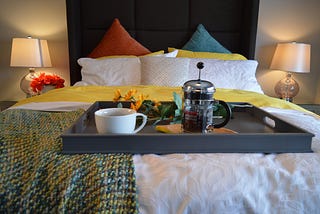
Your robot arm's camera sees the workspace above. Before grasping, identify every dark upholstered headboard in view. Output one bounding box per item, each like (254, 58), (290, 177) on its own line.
(66, 0), (260, 85)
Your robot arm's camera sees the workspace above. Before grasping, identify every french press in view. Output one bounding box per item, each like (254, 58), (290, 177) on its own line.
(182, 62), (231, 133)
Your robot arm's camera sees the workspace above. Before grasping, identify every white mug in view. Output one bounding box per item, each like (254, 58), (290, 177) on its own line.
(95, 108), (147, 134)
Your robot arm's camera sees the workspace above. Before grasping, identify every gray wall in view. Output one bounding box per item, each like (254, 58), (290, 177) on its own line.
(0, 0), (319, 103)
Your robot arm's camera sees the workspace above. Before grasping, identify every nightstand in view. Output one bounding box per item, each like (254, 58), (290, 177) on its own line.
(298, 104), (320, 115)
(0, 101), (17, 111)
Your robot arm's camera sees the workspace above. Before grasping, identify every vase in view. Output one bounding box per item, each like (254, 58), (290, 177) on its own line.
(41, 85), (55, 94)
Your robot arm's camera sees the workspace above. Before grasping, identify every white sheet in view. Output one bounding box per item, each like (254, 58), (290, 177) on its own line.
(9, 101), (92, 112)
(10, 102), (320, 213)
(134, 107), (320, 214)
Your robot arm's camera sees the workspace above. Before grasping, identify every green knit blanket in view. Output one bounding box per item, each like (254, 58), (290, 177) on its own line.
(0, 109), (138, 213)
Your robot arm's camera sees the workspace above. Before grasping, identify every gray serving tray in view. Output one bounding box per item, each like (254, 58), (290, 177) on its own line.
(61, 101), (314, 154)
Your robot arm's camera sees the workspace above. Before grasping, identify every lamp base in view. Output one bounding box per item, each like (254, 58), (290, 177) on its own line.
(274, 73), (299, 102)
(281, 97), (293, 102)
(20, 69), (38, 97)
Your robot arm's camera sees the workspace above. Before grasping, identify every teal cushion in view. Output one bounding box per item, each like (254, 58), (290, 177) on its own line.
(182, 24), (231, 53)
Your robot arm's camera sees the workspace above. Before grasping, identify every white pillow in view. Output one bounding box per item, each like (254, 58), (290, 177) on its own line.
(140, 56), (190, 86)
(75, 57), (141, 86)
(188, 58), (264, 93)
(163, 49), (178, 57)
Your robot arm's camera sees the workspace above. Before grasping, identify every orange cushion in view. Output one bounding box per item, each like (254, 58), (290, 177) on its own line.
(88, 18), (151, 58)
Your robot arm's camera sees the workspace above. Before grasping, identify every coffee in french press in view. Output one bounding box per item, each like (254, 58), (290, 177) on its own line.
(182, 62), (231, 133)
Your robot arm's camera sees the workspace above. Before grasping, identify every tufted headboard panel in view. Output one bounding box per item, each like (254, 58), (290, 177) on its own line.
(66, 0), (260, 85)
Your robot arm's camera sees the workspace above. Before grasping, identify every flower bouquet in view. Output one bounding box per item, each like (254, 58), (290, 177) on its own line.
(113, 89), (183, 125)
(30, 73), (65, 95)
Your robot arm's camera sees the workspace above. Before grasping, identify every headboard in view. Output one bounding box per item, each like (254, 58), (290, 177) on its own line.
(66, 0), (260, 85)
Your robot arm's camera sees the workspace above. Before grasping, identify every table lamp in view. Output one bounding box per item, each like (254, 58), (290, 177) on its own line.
(270, 42), (311, 102)
(10, 37), (52, 96)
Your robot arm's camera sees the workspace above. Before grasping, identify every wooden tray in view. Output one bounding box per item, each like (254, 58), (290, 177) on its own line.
(61, 101), (314, 154)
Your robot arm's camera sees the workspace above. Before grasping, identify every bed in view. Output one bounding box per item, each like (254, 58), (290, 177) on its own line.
(2, 0), (320, 213)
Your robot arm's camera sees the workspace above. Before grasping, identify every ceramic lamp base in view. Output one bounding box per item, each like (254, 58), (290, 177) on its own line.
(20, 69), (37, 97)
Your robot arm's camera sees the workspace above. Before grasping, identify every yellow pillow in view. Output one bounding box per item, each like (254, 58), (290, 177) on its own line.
(144, 50), (165, 56)
(168, 48), (247, 60)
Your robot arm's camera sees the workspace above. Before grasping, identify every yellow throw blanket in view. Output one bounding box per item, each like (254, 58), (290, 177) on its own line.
(14, 85), (309, 113)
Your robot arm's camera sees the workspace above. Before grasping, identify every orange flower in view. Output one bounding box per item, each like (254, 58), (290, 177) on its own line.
(129, 93), (148, 111)
(124, 89), (137, 101)
(130, 100), (143, 111)
(113, 89), (122, 102)
(30, 73), (65, 93)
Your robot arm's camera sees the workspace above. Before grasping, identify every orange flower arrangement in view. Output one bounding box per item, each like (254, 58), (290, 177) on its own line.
(30, 73), (65, 93)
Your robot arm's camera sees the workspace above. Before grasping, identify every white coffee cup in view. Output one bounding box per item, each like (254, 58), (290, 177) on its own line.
(94, 108), (147, 134)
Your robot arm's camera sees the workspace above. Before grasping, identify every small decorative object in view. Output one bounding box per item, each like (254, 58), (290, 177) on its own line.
(270, 42), (311, 102)
(10, 37), (52, 97)
(30, 72), (65, 95)
(113, 89), (182, 124)
(182, 62), (231, 133)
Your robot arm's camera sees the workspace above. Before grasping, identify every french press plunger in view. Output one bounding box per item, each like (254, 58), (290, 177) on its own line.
(182, 62), (231, 133)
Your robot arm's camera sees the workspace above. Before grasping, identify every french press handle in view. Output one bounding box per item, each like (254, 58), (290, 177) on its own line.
(209, 100), (232, 129)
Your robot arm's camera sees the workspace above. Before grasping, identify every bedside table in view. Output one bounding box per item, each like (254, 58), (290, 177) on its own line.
(0, 101), (17, 111)
(298, 104), (320, 115)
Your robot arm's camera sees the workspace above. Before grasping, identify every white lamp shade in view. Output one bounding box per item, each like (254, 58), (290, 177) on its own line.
(39, 40), (52, 67)
(10, 37), (52, 68)
(270, 42), (310, 73)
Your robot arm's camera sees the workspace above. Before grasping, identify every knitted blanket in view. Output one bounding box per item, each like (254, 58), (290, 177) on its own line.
(0, 109), (138, 213)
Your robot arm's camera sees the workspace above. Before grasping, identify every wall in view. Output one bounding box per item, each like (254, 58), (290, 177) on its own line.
(255, 0), (320, 104)
(0, 0), (319, 103)
(0, 0), (69, 101)
(317, 84), (320, 103)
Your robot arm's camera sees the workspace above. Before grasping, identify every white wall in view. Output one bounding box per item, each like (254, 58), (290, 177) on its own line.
(0, 0), (319, 103)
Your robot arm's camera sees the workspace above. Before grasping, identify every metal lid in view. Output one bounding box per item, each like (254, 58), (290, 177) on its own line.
(182, 62), (216, 100)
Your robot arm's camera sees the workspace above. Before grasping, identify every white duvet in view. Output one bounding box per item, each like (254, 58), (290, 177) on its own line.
(134, 107), (320, 214)
(10, 103), (320, 214)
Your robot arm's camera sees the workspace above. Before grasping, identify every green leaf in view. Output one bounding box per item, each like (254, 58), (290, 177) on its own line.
(173, 92), (182, 110)
(174, 109), (181, 117)
(159, 104), (173, 119)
